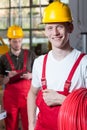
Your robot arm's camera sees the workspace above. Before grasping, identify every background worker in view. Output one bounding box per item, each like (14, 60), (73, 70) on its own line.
(0, 25), (36, 130)
(27, 1), (87, 130)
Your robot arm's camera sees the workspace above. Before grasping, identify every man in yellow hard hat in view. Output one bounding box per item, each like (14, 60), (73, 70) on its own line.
(0, 25), (36, 130)
(27, 1), (87, 130)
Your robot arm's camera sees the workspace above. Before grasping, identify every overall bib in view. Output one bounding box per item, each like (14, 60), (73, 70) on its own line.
(3, 50), (31, 130)
(35, 53), (85, 130)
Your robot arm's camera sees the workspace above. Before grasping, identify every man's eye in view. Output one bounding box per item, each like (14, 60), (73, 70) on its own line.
(48, 27), (52, 30)
(57, 25), (64, 29)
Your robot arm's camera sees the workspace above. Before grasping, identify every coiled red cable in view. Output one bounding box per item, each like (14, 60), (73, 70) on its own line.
(58, 88), (87, 130)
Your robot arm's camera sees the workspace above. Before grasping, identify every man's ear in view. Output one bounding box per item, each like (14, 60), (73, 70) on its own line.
(68, 23), (74, 33)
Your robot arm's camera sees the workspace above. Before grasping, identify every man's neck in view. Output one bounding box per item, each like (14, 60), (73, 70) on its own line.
(52, 46), (73, 61)
(11, 48), (21, 56)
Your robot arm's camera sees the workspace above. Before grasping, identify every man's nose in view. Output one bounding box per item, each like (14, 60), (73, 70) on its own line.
(53, 27), (60, 35)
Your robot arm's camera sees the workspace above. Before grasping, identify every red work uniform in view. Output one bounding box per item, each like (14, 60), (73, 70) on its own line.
(35, 53), (85, 130)
(0, 49), (36, 130)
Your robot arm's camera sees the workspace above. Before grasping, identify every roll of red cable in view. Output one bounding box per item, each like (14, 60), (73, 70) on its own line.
(58, 88), (87, 130)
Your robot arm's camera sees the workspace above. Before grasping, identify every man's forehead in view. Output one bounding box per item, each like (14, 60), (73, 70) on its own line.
(45, 23), (67, 27)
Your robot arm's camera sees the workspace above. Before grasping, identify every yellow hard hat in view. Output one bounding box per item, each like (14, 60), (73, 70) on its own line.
(42, 1), (73, 23)
(7, 25), (24, 39)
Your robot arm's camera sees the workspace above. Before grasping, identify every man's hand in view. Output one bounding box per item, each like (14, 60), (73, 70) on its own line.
(21, 72), (32, 80)
(0, 71), (17, 85)
(3, 76), (10, 85)
(8, 71), (17, 78)
(42, 89), (66, 106)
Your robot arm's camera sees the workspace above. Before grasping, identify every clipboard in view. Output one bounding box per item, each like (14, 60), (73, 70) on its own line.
(9, 71), (27, 84)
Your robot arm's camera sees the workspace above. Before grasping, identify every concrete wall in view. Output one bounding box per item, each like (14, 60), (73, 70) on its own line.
(69, 0), (87, 52)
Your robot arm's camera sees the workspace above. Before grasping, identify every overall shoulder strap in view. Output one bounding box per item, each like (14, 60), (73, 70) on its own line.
(23, 49), (29, 71)
(41, 54), (48, 89)
(5, 50), (28, 71)
(64, 53), (86, 92)
(5, 52), (15, 70)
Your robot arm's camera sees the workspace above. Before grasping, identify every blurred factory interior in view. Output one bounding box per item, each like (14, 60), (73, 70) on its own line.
(0, 0), (87, 129)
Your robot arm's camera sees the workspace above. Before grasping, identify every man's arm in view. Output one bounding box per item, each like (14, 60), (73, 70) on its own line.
(27, 84), (39, 130)
(0, 74), (10, 85)
(0, 74), (4, 85)
(0, 71), (18, 85)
